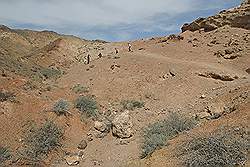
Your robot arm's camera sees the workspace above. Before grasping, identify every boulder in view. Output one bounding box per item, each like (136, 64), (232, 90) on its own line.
(196, 112), (211, 120)
(94, 121), (108, 132)
(112, 111), (133, 138)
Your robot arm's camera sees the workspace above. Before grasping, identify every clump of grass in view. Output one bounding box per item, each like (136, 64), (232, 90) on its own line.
(75, 96), (98, 117)
(141, 112), (196, 159)
(121, 100), (145, 110)
(0, 91), (15, 102)
(180, 126), (248, 167)
(52, 99), (69, 116)
(0, 146), (11, 165)
(19, 121), (63, 163)
(71, 84), (89, 94)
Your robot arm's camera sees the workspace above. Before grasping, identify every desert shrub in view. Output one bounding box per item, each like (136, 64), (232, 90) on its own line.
(0, 146), (11, 165)
(71, 84), (89, 94)
(40, 68), (62, 79)
(141, 112), (196, 159)
(53, 99), (69, 116)
(75, 96), (98, 117)
(19, 121), (63, 162)
(0, 91), (15, 102)
(180, 126), (249, 167)
(121, 100), (145, 110)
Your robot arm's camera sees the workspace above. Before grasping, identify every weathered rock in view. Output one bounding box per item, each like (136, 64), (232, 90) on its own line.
(207, 104), (224, 115)
(169, 68), (177, 77)
(78, 139), (87, 150)
(225, 48), (235, 54)
(200, 94), (206, 99)
(196, 112), (211, 119)
(181, 3), (250, 32)
(87, 132), (93, 141)
(65, 155), (80, 166)
(94, 121), (108, 132)
(223, 54), (238, 59)
(112, 111), (133, 138)
(246, 68), (250, 74)
(198, 72), (236, 81)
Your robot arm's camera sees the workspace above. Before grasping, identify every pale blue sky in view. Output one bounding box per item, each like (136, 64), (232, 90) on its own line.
(0, 0), (241, 41)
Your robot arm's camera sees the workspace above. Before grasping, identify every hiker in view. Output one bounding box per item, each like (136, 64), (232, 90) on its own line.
(128, 43), (132, 52)
(115, 48), (119, 54)
(87, 54), (90, 64)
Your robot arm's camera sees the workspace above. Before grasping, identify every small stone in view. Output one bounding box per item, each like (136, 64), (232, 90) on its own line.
(200, 94), (206, 99)
(225, 48), (235, 54)
(78, 139), (87, 150)
(169, 69), (177, 77)
(120, 139), (130, 145)
(87, 133), (93, 141)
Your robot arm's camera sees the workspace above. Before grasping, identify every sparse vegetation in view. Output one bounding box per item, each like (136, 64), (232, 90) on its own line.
(141, 113), (196, 159)
(121, 100), (145, 110)
(75, 96), (98, 117)
(0, 146), (11, 165)
(0, 91), (15, 102)
(71, 84), (89, 94)
(19, 121), (63, 163)
(180, 126), (248, 167)
(53, 99), (69, 116)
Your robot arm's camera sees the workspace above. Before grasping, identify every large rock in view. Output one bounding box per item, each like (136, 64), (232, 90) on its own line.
(65, 155), (80, 166)
(181, 3), (250, 32)
(112, 111), (133, 138)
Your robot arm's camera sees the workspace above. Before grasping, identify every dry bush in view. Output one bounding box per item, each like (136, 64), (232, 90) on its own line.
(18, 121), (63, 164)
(0, 146), (11, 165)
(75, 96), (98, 117)
(71, 84), (89, 94)
(121, 100), (145, 111)
(141, 112), (196, 158)
(180, 126), (249, 167)
(53, 99), (69, 116)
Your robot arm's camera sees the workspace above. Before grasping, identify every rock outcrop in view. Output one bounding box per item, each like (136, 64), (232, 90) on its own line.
(181, 2), (250, 32)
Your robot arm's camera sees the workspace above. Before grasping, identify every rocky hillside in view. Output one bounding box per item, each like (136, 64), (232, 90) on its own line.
(181, 1), (250, 32)
(0, 25), (106, 79)
(0, 2), (249, 167)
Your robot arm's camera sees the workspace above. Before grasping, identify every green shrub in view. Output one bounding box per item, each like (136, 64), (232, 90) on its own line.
(19, 121), (63, 162)
(121, 100), (145, 110)
(75, 96), (98, 117)
(71, 84), (89, 94)
(0, 91), (15, 102)
(0, 146), (11, 165)
(40, 68), (62, 79)
(180, 126), (248, 167)
(141, 113), (196, 159)
(53, 99), (69, 116)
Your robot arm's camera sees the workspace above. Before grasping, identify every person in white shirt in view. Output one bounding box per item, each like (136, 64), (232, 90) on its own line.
(128, 43), (132, 52)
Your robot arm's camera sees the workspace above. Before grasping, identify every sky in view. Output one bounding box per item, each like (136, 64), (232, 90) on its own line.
(0, 0), (241, 42)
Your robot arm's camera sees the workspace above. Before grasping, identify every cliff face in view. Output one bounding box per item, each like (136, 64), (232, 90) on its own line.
(181, 2), (250, 32)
